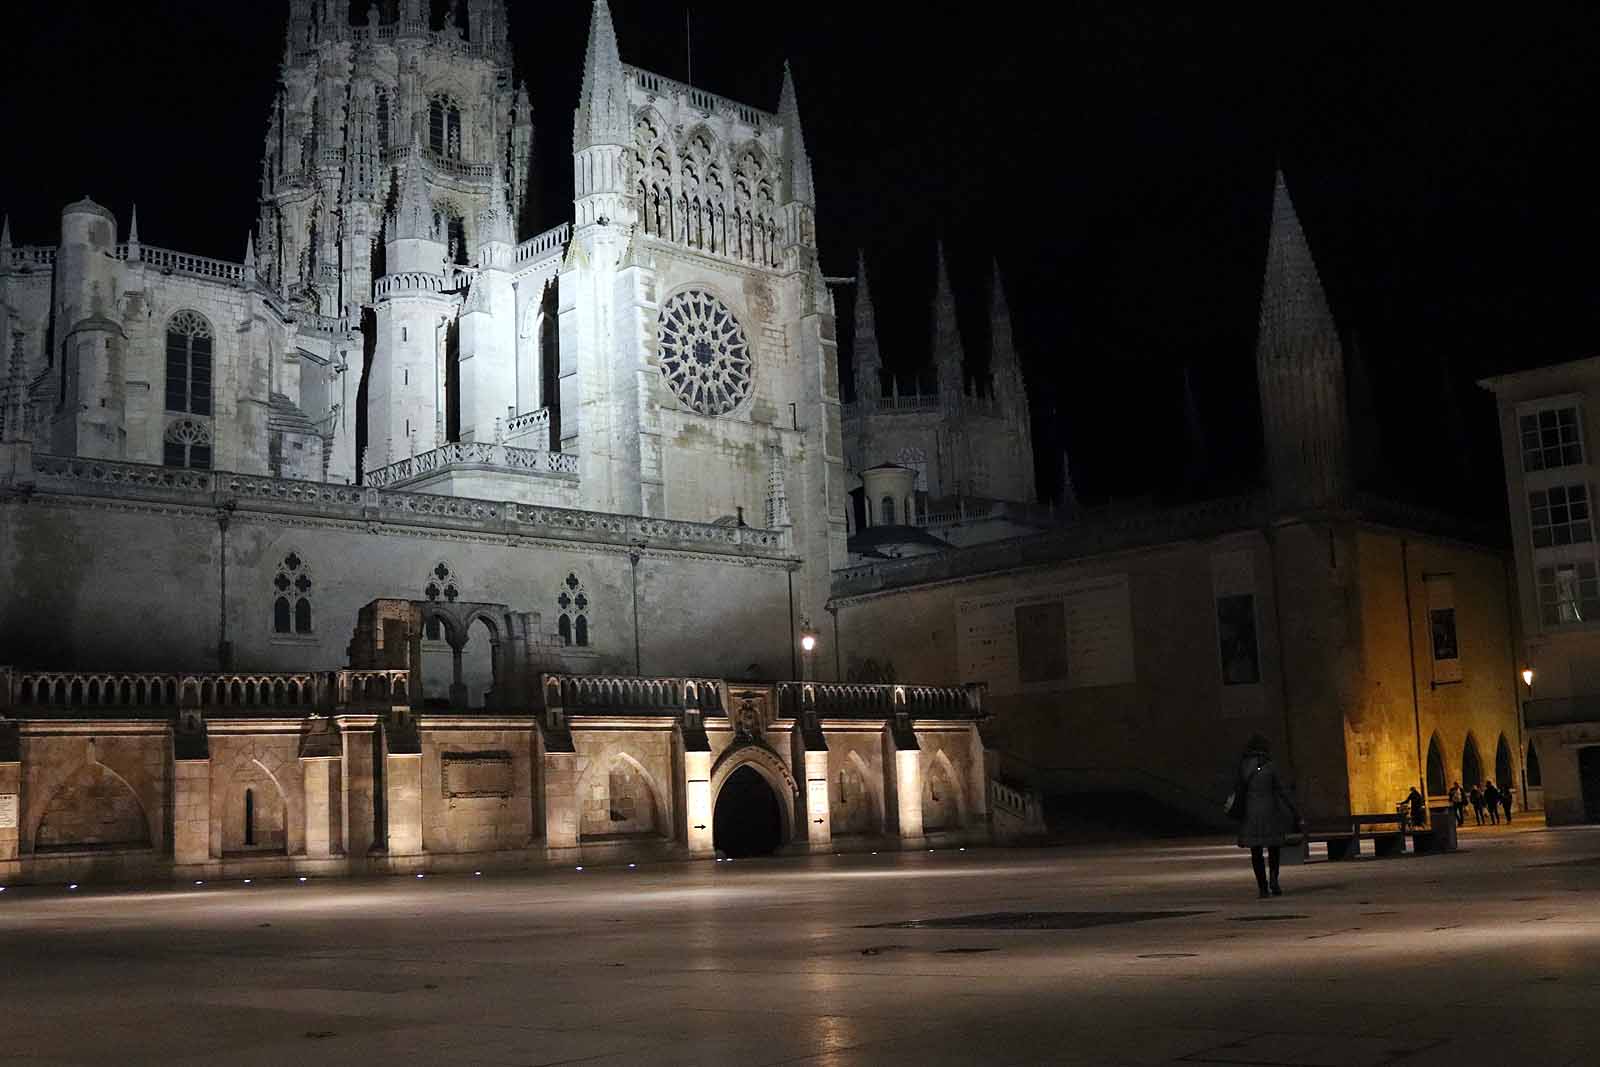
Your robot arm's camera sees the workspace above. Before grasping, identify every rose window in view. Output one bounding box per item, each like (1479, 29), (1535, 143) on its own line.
(658, 290), (752, 416)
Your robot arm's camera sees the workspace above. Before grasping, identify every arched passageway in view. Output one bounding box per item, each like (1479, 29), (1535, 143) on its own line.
(713, 765), (783, 858)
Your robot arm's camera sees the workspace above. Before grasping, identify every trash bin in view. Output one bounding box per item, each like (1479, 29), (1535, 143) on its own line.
(1415, 806), (1458, 854)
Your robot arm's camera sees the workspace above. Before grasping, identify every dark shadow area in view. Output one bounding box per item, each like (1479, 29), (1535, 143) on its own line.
(1043, 791), (1221, 840)
(713, 766), (782, 858)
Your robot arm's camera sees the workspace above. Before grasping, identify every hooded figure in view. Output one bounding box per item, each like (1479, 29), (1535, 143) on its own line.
(1235, 734), (1299, 897)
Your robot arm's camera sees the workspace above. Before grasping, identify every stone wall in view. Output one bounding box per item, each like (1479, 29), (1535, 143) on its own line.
(0, 456), (796, 682)
(833, 513), (1516, 824)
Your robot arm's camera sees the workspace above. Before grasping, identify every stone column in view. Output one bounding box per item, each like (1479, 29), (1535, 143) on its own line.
(0, 748), (20, 866)
(802, 749), (832, 851)
(683, 750), (714, 858)
(385, 752), (423, 856)
(300, 756), (341, 858)
(894, 749), (924, 843)
(542, 749), (579, 854)
(172, 759), (212, 867)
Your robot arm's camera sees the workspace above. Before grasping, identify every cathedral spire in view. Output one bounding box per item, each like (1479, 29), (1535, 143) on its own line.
(779, 62), (815, 206)
(989, 257), (1023, 401)
(933, 239), (965, 411)
(1255, 168), (1348, 511)
(127, 204), (139, 246)
(0, 215), (11, 265)
(573, 0), (628, 150)
(852, 248), (883, 406)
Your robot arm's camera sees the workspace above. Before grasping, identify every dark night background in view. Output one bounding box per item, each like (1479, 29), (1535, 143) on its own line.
(5, 3), (1599, 523)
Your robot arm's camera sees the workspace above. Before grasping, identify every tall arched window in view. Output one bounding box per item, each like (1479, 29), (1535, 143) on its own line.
(428, 93), (463, 159)
(881, 496), (896, 525)
(244, 788), (256, 846)
(165, 310), (213, 416)
(272, 552), (313, 634)
(1496, 734), (1514, 789)
(558, 573), (590, 647)
(1527, 741), (1543, 788)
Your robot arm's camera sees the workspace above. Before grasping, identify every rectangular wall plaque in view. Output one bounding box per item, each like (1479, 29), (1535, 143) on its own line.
(0, 794), (18, 830)
(442, 751), (514, 799)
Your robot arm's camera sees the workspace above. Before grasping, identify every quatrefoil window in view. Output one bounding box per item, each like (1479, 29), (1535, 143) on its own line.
(658, 290), (752, 416)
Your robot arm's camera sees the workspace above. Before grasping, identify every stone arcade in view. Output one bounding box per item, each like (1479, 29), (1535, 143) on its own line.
(0, 635), (1001, 883)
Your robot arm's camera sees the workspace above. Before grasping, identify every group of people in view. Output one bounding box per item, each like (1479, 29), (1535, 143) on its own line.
(1228, 735), (1523, 899)
(1447, 780), (1513, 825)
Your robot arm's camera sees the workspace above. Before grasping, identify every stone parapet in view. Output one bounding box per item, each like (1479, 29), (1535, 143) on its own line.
(7, 454), (795, 561)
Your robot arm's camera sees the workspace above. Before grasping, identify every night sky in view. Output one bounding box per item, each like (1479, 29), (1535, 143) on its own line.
(6, 3), (1599, 521)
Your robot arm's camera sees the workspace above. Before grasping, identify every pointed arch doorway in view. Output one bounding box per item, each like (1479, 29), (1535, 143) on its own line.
(713, 765), (783, 858)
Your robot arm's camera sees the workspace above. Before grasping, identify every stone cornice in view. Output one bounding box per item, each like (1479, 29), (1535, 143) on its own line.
(3, 454), (797, 566)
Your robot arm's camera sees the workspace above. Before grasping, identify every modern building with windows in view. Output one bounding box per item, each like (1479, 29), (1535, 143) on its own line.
(1481, 361), (1600, 823)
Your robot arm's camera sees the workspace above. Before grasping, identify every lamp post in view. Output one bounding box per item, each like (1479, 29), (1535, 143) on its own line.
(799, 618), (818, 682)
(1519, 667), (1535, 809)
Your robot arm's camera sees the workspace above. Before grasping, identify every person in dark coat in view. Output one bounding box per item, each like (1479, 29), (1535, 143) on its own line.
(1483, 781), (1501, 825)
(1405, 786), (1426, 828)
(1469, 784), (1486, 825)
(1234, 734), (1299, 898)
(1500, 782), (1514, 823)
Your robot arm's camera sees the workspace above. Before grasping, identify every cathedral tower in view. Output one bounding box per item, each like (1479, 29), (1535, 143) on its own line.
(1255, 169), (1349, 512)
(259, 0), (528, 319)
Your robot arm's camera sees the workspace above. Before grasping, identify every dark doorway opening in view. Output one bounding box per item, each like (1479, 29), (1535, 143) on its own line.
(1463, 736), (1484, 787)
(1425, 736), (1447, 797)
(1580, 746), (1600, 823)
(1496, 735), (1514, 792)
(713, 765), (782, 858)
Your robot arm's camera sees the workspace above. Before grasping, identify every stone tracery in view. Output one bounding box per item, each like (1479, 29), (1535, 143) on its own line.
(657, 290), (752, 416)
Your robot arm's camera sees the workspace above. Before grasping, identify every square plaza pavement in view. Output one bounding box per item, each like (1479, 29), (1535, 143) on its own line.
(2, 823), (1598, 1065)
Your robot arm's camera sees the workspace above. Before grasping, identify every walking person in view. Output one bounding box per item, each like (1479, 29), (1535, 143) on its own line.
(1483, 781), (1501, 825)
(1470, 783), (1486, 825)
(1448, 782), (1466, 825)
(1231, 734), (1299, 899)
(1500, 781), (1514, 824)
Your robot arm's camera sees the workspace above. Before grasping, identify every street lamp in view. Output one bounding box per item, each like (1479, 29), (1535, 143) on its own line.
(799, 618), (818, 680)
(1521, 667), (1535, 690)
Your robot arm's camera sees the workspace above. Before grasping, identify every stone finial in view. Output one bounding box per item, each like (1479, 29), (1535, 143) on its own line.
(933, 239), (965, 409)
(573, 0), (628, 149)
(477, 165), (514, 249)
(244, 231), (257, 285)
(127, 204), (140, 247)
(1255, 168), (1348, 510)
(766, 443), (792, 529)
(1, 215), (12, 264)
(779, 62), (815, 206)
(389, 136), (436, 242)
